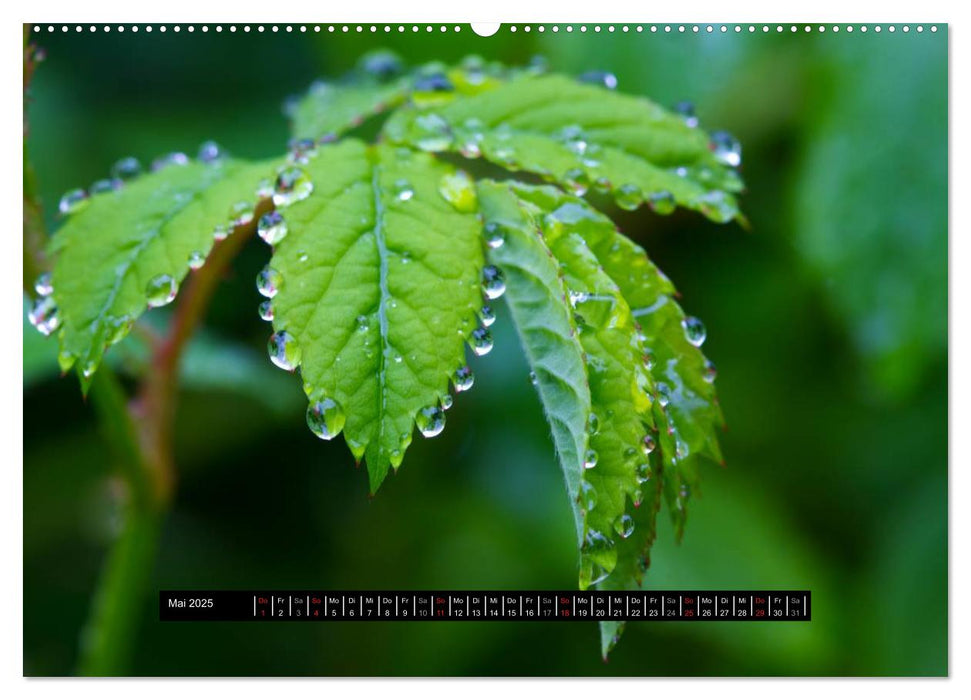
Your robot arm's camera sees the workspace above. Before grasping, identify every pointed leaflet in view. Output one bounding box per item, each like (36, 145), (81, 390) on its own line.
(267, 140), (483, 492)
(536, 193), (723, 656)
(48, 157), (281, 387)
(289, 79), (410, 144)
(384, 72), (745, 223)
(476, 181), (591, 543)
(481, 182), (662, 589)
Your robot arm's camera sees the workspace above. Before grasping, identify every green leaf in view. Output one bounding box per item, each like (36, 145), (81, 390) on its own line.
(476, 180), (591, 544)
(385, 72), (745, 223)
(478, 182), (724, 653)
(267, 139), (484, 492)
(289, 79), (410, 143)
(48, 156), (280, 389)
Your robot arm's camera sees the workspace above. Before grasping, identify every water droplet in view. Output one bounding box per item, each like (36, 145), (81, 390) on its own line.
(187, 251), (206, 270)
(416, 405), (446, 438)
(615, 183), (643, 211)
(636, 462), (653, 484)
(413, 72), (454, 94)
(412, 113), (453, 152)
(392, 179), (414, 202)
(355, 314), (371, 332)
(106, 315), (133, 345)
(481, 265), (506, 300)
(58, 188), (88, 215)
(441, 394), (453, 410)
(579, 481), (598, 512)
(703, 359), (717, 383)
(613, 514), (635, 539)
(258, 300), (274, 321)
(453, 365), (475, 391)
(583, 529), (615, 556)
(656, 383), (671, 408)
(648, 191), (676, 215)
(89, 178), (119, 196)
(34, 272), (53, 297)
(674, 100), (699, 128)
(306, 397), (345, 440)
(438, 170), (477, 212)
(711, 130), (742, 167)
(111, 157), (142, 181)
(213, 224), (231, 242)
(583, 449), (598, 469)
(268, 330), (301, 371)
(578, 70), (618, 90)
(484, 222), (506, 249)
(587, 413), (600, 436)
(273, 167), (314, 207)
(28, 296), (60, 336)
(361, 49), (403, 81)
(528, 370), (538, 386)
(257, 211), (288, 245)
(145, 274), (177, 308)
(297, 251), (309, 263)
(230, 201), (255, 227)
(682, 316), (707, 346)
(470, 327), (493, 356)
(642, 434), (656, 455)
(695, 190), (736, 223)
(479, 305), (496, 327)
(255, 178), (274, 199)
(563, 168), (590, 196)
(198, 140), (224, 163)
(288, 137), (318, 164)
(151, 152), (189, 171)
(256, 265), (282, 298)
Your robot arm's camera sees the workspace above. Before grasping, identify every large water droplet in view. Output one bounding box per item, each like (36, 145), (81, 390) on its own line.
(563, 167), (590, 196)
(642, 434), (656, 455)
(106, 315), (134, 345)
(453, 365), (475, 392)
(682, 316), (706, 346)
(615, 183), (643, 211)
(273, 167), (314, 207)
(674, 100), (699, 128)
(58, 188), (88, 215)
(587, 413), (600, 436)
(198, 140), (224, 163)
(256, 265), (282, 298)
(579, 481), (598, 512)
(145, 274), (177, 308)
(613, 514), (635, 539)
(583, 529), (615, 556)
(412, 113), (453, 152)
(257, 211), (288, 245)
(229, 201), (255, 227)
(583, 449), (598, 469)
(711, 130), (742, 167)
(479, 305), (496, 327)
(361, 49), (403, 82)
(484, 222), (506, 249)
(441, 394), (453, 411)
(578, 70), (618, 90)
(470, 327), (493, 356)
(90, 178), (119, 196)
(258, 300), (274, 321)
(481, 265), (506, 300)
(34, 272), (53, 297)
(187, 251), (206, 270)
(416, 405), (446, 438)
(636, 462), (653, 484)
(28, 296), (60, 336)
(110, 157), (142, 181)
(268, 331), (301, 371)
(648, 191), (676, 215)
(306, 397), (346, 440)
(413, 72), (454, 94)
(151, 152), (189, 171)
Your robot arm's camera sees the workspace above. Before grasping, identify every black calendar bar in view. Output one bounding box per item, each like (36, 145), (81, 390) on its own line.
(159, 590), (810, 622)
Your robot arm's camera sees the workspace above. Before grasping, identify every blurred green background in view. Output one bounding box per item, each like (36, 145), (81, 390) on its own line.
(23, 24), (947, 676)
